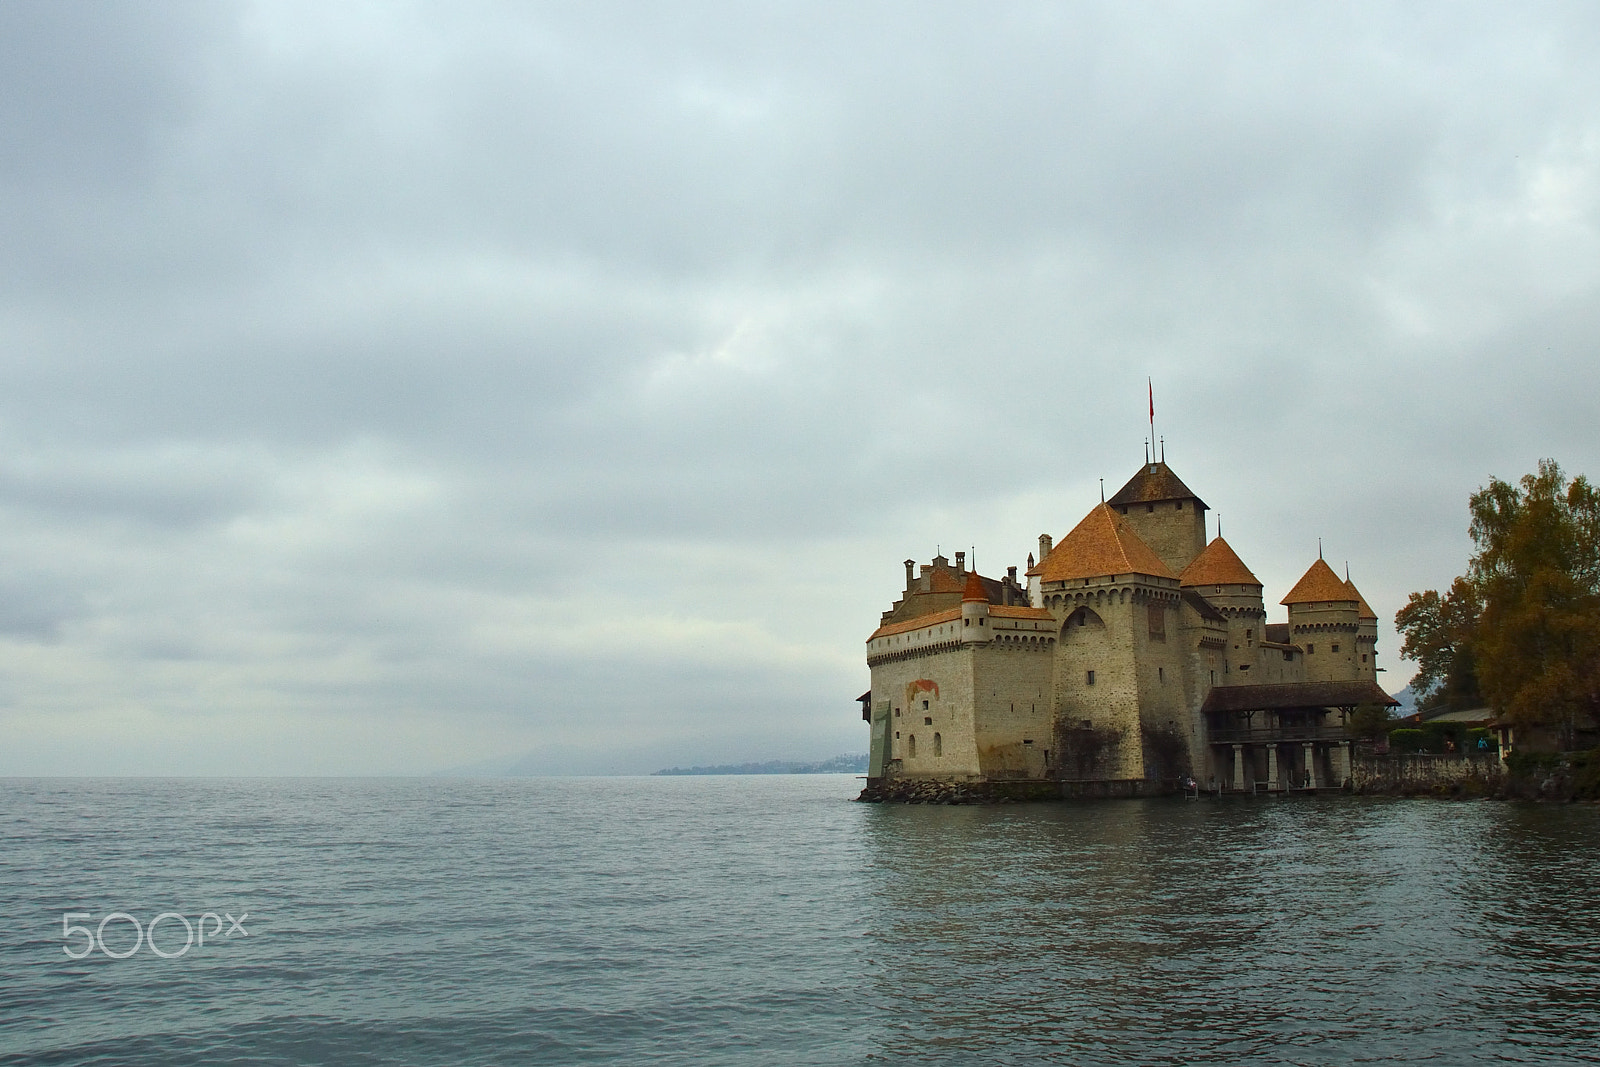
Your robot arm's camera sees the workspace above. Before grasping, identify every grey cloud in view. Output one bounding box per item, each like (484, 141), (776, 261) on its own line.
(1, 1), (1598, 774)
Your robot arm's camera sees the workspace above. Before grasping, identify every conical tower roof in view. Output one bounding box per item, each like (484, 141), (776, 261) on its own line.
(1281, 558), (1359, 605)
(962, 570), (989, 603)
(1179, 536), (1261, 587)
(1344, 579), (1378, 620)
(1027, 503), (1176, 582)
(1107, 461), (1208, 509)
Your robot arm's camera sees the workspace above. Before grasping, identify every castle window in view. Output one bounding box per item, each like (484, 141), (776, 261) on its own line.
(964, 618), (970, 627)
(1147, 504), (1155, 513)
(1158, 667), (1165, 683)
(922, 700), (929, 710)
(1245, 630), (1253, 642)
(1283, 650), (1293, 661)
(1176, 501), (1183, 510)
(895, 731), (900, 739)
(1307, 644), (1315, 654)
(1147, 603), (1166, 641)
(1023, 739), (1034, 745)
(1086, 670), (1096, 686)
(1361, 654), (1367, 662)
(907, 735), (917, 757)
(1210, 670), (1216, 685)
(1239, 664), (1250, 672)
(924, 717), (932, 725)
(1332, 643), (1341, 653)
(933, 733), (942, 757)
(895, 708), (901, 717)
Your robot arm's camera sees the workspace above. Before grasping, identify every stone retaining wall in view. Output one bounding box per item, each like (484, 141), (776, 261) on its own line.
(1350, 753), (1502, 796)
(854, 777), (1175, 804)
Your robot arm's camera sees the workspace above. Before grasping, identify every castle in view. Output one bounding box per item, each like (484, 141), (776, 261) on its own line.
(860, 457), (1396, 797)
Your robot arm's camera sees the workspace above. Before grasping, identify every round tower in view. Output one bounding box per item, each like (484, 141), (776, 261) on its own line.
(1179, 536), (1266, 683)
(1345, 575), (1380, 682)
(960, 570), (991, 643)
(1282, 558), (1361, 683)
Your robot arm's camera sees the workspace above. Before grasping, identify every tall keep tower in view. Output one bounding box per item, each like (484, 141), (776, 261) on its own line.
(1107, 461), (1209, 576)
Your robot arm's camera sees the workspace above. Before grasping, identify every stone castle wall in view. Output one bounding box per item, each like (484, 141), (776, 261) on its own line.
(1289, 601), (1362, 683)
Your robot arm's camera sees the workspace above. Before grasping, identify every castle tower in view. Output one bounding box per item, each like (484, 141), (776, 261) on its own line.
(1028, 503), (1186, 783)
(959, 570), (991, 643)
(1179, 536), (1266, 685)
(1344, 575), (1380, 682)
(1106, 460), (1209, 576)
(1282, 558), (1362, 683)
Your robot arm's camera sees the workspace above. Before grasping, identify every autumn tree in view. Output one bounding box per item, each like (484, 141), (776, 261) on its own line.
(1397, 460), (1600, 746)
(1395, 576), (1482, 711)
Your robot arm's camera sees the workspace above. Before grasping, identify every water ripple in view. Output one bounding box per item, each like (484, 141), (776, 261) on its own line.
(1, 779), (1596, 1065)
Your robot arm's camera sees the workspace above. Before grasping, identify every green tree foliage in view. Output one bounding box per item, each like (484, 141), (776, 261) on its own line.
(1397, 460), (1600, 743)
(1395, 577), (1482, 711)
(1348, 702), (1397, 740)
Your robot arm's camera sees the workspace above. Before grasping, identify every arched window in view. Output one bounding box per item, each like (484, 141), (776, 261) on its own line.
(933, 733), (942, 757)
(907, 734), (917, 757)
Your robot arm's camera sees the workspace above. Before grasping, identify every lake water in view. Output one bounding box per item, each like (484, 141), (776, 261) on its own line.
(1, 776), (1597, 1065)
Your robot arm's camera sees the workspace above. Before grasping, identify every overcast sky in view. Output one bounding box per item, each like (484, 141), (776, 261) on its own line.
(2, 2), (1596, 775)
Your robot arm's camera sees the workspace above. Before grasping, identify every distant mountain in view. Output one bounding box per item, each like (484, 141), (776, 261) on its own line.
(652, 754), (868, 776)
(1389, 682), (1418, 712)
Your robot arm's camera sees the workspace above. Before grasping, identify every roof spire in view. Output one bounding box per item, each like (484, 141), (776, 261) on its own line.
(1318, 537), (1323, 560)
(1345, 561), (1350, 581)
(1100, 478), (1105, 502)
(1217, 513), (1222, 538)
(1160, 435), (1164, 462)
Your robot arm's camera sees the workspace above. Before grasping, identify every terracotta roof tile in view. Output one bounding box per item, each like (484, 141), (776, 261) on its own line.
(1107, 461), (1208, 509)
(1179, 537), (1261, 587)
(867, 607), (961, 642)
(1344, 579), (1378, 620)
(1027, 503), (1177, 582)
(962, 571), (988, 603)
(1281, 558), (1359, 605)
(989, 605), (1055, 620)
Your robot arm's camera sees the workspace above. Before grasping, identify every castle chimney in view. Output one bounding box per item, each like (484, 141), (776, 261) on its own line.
(1007, 565), (1017, 581)
(904, 559), (915, 586)
(955, 551), (966, 573)
(1038, 534), (1053, 561)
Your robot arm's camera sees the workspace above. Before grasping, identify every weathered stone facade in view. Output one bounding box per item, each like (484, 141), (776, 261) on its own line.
(863, 460), (1395, 797)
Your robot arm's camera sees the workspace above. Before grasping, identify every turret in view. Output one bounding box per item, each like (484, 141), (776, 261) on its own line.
(1179, 536), (1267, 684)
(1344, 573), (1380, 682)
(1282, 558), (1361, 682)
(960, 570), (991, 643)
